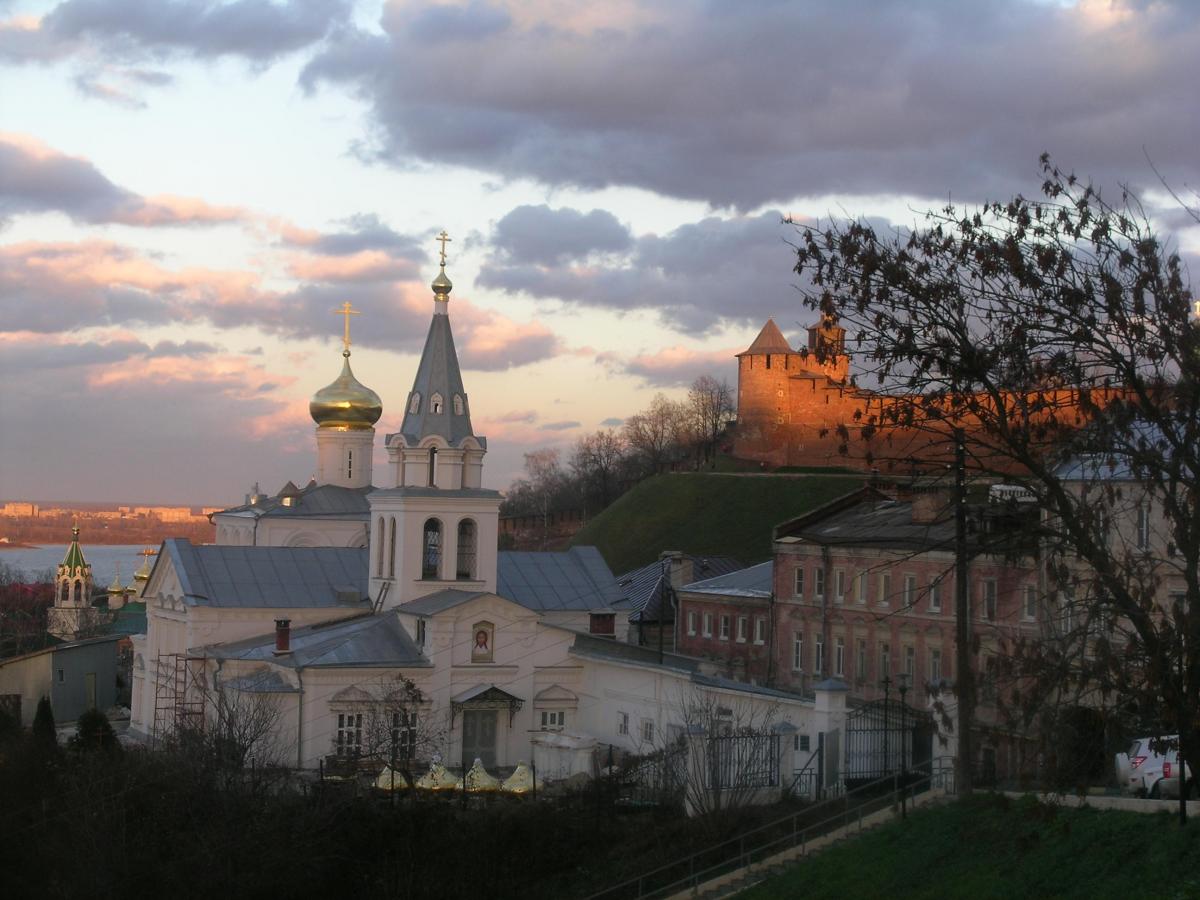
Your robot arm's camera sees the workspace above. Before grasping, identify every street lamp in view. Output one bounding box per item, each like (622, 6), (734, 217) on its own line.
(897, 672), (911, 819)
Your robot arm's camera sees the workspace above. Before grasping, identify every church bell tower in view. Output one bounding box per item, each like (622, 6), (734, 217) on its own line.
(368, 231), (501, 608)
(48, 523), (100, 641)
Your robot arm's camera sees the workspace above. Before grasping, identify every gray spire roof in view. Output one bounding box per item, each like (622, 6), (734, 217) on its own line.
(397, 287), (479, 447)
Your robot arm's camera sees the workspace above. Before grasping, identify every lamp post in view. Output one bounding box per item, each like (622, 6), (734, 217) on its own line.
(897, 672), (911, 819)
(880, 674), (892, 788)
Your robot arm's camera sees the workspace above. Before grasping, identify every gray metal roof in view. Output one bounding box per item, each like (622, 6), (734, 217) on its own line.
(619, 555), (744, 623)
(397, 589), (487, 616)
(214, 482), (373, 520)
(166, 539), (370, 609)
(682, 561), (774, 598)
(790, 499), (957, 552)
(221, 669), (298, 693)
(394, 310), (482, 448)
(497, 547), (624, 612)
(204, 610), (429, 668)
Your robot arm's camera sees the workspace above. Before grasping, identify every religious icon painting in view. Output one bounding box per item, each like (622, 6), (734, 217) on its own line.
(471, 621), (494, 663)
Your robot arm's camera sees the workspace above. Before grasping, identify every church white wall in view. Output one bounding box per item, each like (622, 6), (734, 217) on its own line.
(316, 428), (375, 489)
(214, 514), (370, 549)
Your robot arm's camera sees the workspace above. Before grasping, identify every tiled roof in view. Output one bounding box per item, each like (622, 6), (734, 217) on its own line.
(397, 589), (487, 616)
(214, 482), (374, 519)
(166, 539), (370, 609)
(737, 318), (794, 356)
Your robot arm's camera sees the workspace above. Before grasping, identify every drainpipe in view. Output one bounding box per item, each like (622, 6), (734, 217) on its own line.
(296, 668), (305, 770)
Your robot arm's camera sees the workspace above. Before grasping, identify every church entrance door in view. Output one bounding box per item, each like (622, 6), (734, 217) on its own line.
(462, 710), (497, 767)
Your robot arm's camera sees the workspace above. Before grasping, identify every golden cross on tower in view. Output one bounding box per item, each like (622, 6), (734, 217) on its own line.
(436, 229), (452, 267)
(333, 301), (360, 353)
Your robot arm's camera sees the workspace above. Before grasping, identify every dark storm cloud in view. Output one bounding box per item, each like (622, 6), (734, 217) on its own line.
(480, 209), (802, 333)
(299, 0), (1200, 210)
(490, 205), (632, 266)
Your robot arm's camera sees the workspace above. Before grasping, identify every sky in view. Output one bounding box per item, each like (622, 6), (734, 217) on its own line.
(1, 0), (1197, 505)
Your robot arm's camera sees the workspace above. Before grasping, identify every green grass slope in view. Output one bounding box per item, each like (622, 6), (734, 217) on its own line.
(571, 472), (863, 574)
(743, 794), (1200, 900)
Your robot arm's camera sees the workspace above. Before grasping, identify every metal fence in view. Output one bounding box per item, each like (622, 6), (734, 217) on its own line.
(705, 733), (780, 789)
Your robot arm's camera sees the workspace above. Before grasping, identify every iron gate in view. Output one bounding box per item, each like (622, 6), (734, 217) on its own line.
(844, 698), (933, 787)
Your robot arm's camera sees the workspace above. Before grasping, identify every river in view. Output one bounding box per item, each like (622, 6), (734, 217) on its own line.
(0, 544), (156, 587)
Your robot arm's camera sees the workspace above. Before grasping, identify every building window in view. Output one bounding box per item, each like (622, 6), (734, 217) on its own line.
(856, 572), (868, 605)
(794, 567), (804, 598)
(703, 613), (713, 637)
(814, 569), (825, 600)
(641, 720), (655, 744)
(390, 711), (417, 760)
(1024, 585), (1037, 621)
(409, 392), (421, 414)
(903, 574), (917, 609)
(834, 569), (846, 604)
(422, 518), (442, 579)
(753, 617), (766, 644)
(56, 668), (65, 684)
(929, 577), (942, 612)
(687, 611), (697, 636)
(930, 648), (942, 683)
(376, 516), (385, 576)
(618, 712), (629, 735)
(834, 637), (845, 677)
(719, 615), (731, 641)
(879, 642), (891, 680)
(856, 638), (868, 681)
(430, 393), (443, 415)
(878, 572), (891, 606)
(1136, 503), (1151, 550)
(346, 449), (352, 480)
(736, 616), (748, 642)
(456, 519), (477, 579)
(798, 734), (811, 753)
(904, 645), (916, 678)
(453, 394), (464, 416)
(388, 517), (397, 578)
(540, 710), (565, 731)
(792, 632), (804, 671)
(589, 613), (616, 636)
(982, 579), (997, 622)
(335, 712), (363, 757)
(416, 619), (427, 646)
(814, 634), (825, 676)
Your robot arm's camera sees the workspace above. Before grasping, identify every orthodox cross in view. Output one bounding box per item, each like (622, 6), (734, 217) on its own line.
(436, 229), (452, 267)
(333, 301), (360, 353)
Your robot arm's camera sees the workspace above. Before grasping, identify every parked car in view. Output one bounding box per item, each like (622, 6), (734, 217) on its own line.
(1115, 736), (1193, 798)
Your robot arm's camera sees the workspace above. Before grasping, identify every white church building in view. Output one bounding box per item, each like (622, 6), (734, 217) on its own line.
(130, 243), (825, 782)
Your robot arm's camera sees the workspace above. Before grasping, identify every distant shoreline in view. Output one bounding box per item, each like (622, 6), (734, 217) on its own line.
(0, 542), (40, 550)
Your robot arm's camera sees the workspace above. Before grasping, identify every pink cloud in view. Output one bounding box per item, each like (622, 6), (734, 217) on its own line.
(623, 344), (738, 386)
(285, 249), (417, 283)
(115, 193), (244, 226)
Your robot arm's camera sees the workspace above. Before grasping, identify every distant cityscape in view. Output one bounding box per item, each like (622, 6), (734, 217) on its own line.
(0, 501), (217, 547)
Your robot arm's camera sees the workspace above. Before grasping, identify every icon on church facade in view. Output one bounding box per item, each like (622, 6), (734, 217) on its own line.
(471, 621), (494, 662)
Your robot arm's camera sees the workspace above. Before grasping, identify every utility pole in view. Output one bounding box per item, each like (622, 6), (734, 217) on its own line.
(954, 429), (974, 794)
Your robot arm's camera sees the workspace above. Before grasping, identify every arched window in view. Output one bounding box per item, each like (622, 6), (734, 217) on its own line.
(453, 394), (464, 416)
(409, 393), (421, 414)
(457, 519), (477, 580)
(428, 446), (437, 487)
(376, 516), (385, 576)
(388, 517), (397, 578)
(72, 580), (81, 604)
(431, 393), (443, 415)
(422, 518), (442, 580)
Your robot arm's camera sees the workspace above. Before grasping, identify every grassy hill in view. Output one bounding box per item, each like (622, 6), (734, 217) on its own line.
(571, 472), (863, 575)
(744, 794), (1200, 900)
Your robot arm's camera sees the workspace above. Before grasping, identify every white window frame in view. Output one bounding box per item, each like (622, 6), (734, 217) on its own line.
(1136, 503), (1151, 550)
(618, 711), (629, 735)
(753, 616), (766, 645)
(814, 633), (825, 676)
(982, 579), (998, 622)
(736, 615), (748, 643)
(794, 567), (805, 598)
(878, 572), (891, 607)
(930, 647), (942, 683)
(719, 614), (731, 641)
(903, 574), (917, 609)
(834, 569), (846, 604)
(856, 638), (868, 681)
(792, 632), (804, 671)
(540, 710), (566, 731)
(879, 642), (890, 680)
(834, 636), (845, 677)
(814, 569), (825, 600)
(856, 571), (868, 605)
(929, 577), (942, 612)
(335, 711), (364, 758)
(702, 612), (713, 637)
(904, 644), (916, 678)
(687, 610), (697, 636)
(641, 719), (655, 744)
(1023, 585), (1037, 621)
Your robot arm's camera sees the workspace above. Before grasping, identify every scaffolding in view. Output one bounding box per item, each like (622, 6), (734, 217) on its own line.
(151, 651), (207, 746)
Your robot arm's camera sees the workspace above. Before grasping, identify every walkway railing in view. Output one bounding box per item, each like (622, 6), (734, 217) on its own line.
(584, 758), (956, 900)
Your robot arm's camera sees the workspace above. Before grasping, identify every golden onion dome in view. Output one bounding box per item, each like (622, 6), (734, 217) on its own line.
(431, 264), (453, 296)
(309, 350), (383, 430)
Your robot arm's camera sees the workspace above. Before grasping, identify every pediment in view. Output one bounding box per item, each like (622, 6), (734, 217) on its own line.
(331, 685), (375, 704)
(534, 683), (578, 704)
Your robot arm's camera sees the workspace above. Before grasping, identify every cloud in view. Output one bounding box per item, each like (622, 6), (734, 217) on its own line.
(538, 420), (580, 431)
(599, 416), (623, 426)
(480, 208), (801, 332)
(490, 205), (631, 266)
(622, 345), (738, 388)
(0, 0), (350, 66)
(285, 249), (418, 283)
(300, 0), (1200, 210)
(274, 213), (426, 258)
(496, 409), (538, 424)
(0, 133), (244, 226)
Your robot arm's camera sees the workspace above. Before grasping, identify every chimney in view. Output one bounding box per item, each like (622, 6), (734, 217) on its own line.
(274, 618), (291, 655)
(659, 551), (692, 588)
(911, 488), (952, 525)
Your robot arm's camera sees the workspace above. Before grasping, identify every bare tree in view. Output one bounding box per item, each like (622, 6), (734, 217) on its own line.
(570, 429), (627, 511)
(688, 375), (735, 467)
(359, 674), (445, 788)
(624, 394), (688, 476)
(793, 155), (1198, 815)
